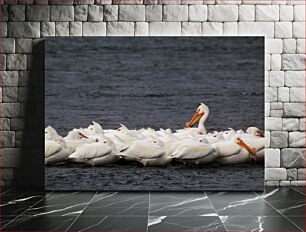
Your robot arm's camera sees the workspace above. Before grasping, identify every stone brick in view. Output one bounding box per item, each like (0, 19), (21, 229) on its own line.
(289, 132), (305, 148)
(297, 168), (305, 180)
(158, 0), (181, 3)
(238, 22), (274, 37)
(270, 102), (282, 110)
(294, 5), (305, 21)
(239, 5), (255, 21)
(163, 5), (188, 22)
(283, 39), (296, 54)
(119, 5), (145, 21)
(279, 181), (290, 186)
(287, 168), (297, 180)
(280, 5), (293, 21)
(283, 118), (299, 131)
(2, 71), (18, 86)
(3, 87), (18, 102)
(1, 22), (8, 38)
(270, 54), (281, 71)
(265, 54), (270, 71)
(104, 5), (118, 21)
(8, 22), (40, 38)
(1, 148), (22, 167)
(265, 117), (282, 131)
(74, 5), (88, 22)
(271, 131), (288, 148)
(95, 0), (112, 4)
(106, 22), (134, 36)
(145, 5), (161, 22)
(74, 0), (94, 3)
(275, 22), (292, 39)
(255, 5), (279, 21)
(299, 118), (305, 131)
(290, 87), (304, 102)
(265, 168), (287, 181)
(144, 0), (158, 3)
(16, 39), (32, 53)
(265, 87), (277, 102)
(69, 22), (82, 36)
(281, 148), (305, 168)
(51, 6), (74, 21)
(265, 39), (282, 54)
(1, 38), (15, 53)
(202, 22), (222, 36)
(9, 5), (25, 21)
(265, 102), (270, 117)
(265, 181), (280, 186)
(1, 5), (9, 22)
(135, 22), (148, 36)
(293, 22), (305, 38)
(55, 22), (69, 36)
(265, 131), (271, 148)
(285, 71), (305, 87)
(182, 0), (203, 3)
(290, 181), (306, 186)
(88, 5), (103, 22)
(265, 148), (280, 168)
(189, 5), (207, 21)
(26, 5), (50, 21)
(223, 22), (237, 36)
(208, 5), (238, 21)
(182, 22), (201, 36)
(1, 118), (10, 131)
(269, 71), (284, 87)
(296, 39), (305, 54)
(49, 0), (74, 4)
(0, 54), (6, 71)
(7, 54), (27, 70)
(113, 0), (143, 3)
(278, 87), (289, 102)
(270, 110), (283, 117)
(41, 22), (55, 37)
(149, 22), (181, 36)
(11, 118), (25, 130)
(83, 22), (106, 36)
(282, 54), (305, 71)
(3, 103), (20, 117)
(284, 103), (304, 117)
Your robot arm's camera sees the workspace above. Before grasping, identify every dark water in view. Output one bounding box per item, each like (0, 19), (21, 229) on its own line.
(45, 37), (264, 135)
(45, 37), (264, 191)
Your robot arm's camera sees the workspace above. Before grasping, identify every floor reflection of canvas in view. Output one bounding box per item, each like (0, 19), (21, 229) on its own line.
(45, 37), (264, 191)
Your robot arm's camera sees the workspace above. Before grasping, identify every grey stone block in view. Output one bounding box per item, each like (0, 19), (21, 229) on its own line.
(290, 181), (306, 186)
(1, 38), (15, 53)
(41, 22), (55, 37)
(7, 54), (27, 71)
(49, 0), (74, 4)
(18, 86), (31, 102)
(3, 103), (20, 117)
(270, 131), (288, 148)
(11, 118), (25, 130)
(1, 148), (23, 167)
(8, 22), (40, 38)
(3, 87), (18, 102)
(163, 5), (188, 21)
(135, 22), (148, 36)
(265, 181), (280, 186)
(265, 117), (282, 131)
(2, 71), (18, 87)
(74, 5), (88, 21)
(149, 22), (181, 36)
(55, 22), (69, 36)
(1, 22), (8, 37)
(283, 118), (299, 131)
(281, 148), (305, 168)
(145, 5), (162, 22)
(83, 22), (106, 36)
(88, 5), (103, 22)
(26, 5), (50, 21)
(70, 22), (82, 36)
(104, 5), (118, 21)
(289, 132), (305, 148)
(51, 6), (74, 21)
(287, 168), (297, 180)
(75, 0), (94, 3)
(119, 5), (145, 21)
(107, 22), (134, 36)
(16, 39), (32, 53)
(284, 103), (304, 117)
(297, 168), (305, 180)
(265, 148), (280, 168)
(265, 87), (277, 102)
(1, 118), (10, 131)
(2, 131), (15, 148)
(270, 110), (283, 117)
(265, 168), (287, 181)
(279, 181), (290, 186)
(1, 5), (9, 22)
(9, 5), (25, 21)
(282, 54), (306, 71)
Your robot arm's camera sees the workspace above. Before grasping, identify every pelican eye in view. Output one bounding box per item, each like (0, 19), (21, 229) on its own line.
(103, 140), (107, 144)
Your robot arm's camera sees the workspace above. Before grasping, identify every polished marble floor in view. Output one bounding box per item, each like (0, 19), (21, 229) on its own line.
(0, 187), (305, 231)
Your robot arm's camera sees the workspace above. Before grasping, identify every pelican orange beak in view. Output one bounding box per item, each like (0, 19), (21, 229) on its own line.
(186, 112), (204, 128)
(256, 130), (265, 138)
(79, 132), (89, 139)
(236, 138), (257, 156)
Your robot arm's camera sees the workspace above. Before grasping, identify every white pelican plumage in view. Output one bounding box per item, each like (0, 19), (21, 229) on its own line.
(45, 136), (73, 165)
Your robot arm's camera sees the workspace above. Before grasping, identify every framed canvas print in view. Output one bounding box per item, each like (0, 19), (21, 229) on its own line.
(45, 37), (264, 191)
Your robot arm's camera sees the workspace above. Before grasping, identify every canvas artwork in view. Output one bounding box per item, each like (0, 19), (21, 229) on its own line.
(45, 37), (264, 191)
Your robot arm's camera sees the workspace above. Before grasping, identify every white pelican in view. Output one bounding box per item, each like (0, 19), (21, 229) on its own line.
(45, 126), (58, 140)
(64, 130), (100, 151)
(87, 121), (104, 134)
(45, 136), (73, 165)
(174, 103), (209, 139)
(69, 137), (119, 166)
(120, 139), (171, 167)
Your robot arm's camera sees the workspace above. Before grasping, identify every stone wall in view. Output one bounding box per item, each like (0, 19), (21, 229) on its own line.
(0, 0), (305, 188)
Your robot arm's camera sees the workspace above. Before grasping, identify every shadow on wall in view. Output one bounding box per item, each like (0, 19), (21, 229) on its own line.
(15, 40), (45, 190)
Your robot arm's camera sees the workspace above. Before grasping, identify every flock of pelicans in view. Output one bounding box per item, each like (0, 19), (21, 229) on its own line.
(45, 103), (265, 167)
